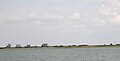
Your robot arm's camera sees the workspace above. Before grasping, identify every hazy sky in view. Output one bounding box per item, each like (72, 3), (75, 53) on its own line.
(0, 0), (120, 46)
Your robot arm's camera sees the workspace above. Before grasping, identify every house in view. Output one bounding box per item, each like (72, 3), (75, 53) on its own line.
(6, 43), (11, 48)
(15, 44), (22, 48)
(41, 43), (48, 47)
(25, 45), (31, 48)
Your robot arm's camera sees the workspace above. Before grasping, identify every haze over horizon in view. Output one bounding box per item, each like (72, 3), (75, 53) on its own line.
(0, 0), (120, 46)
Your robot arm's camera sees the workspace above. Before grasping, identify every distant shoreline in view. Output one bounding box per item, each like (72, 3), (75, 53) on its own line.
(0, 45), (120, 49)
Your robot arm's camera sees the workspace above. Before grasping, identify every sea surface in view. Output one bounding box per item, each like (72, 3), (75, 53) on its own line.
(0, 47), (120, 61)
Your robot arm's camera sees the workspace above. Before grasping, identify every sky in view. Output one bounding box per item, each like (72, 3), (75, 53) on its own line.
(0, 0), (120, 46)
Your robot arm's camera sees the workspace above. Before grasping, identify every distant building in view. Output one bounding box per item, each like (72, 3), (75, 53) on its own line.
(41, 43), (48, 47)
(6, 43), (11, 48)
(25, 45), (31, 48)
(15, 44), (22, 48)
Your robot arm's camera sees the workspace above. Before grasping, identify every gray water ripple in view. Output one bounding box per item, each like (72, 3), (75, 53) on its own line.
(0, 48), (120, 61)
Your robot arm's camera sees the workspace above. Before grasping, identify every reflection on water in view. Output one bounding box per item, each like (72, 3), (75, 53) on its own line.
(0, 48), (120, 61)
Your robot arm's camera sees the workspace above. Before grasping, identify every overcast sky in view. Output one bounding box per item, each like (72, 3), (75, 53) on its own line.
(0, 0), (120, 46)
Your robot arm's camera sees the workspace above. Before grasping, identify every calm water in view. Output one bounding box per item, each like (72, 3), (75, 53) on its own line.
(0, 48), (120, 61)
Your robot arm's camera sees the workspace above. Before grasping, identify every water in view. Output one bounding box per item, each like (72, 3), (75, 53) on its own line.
(0, 48), (120, 61)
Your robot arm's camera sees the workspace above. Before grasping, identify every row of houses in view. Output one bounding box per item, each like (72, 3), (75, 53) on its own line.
(5, 43), (48, 48)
